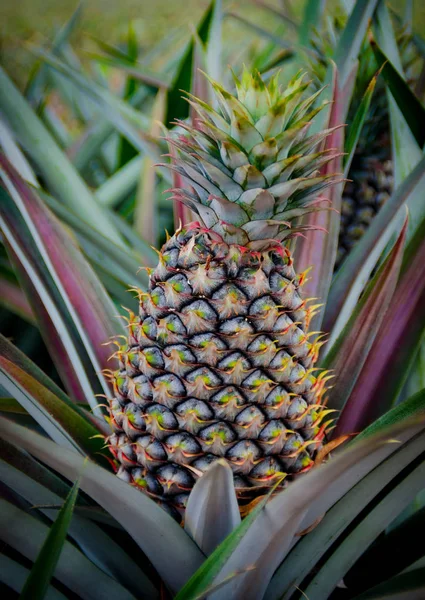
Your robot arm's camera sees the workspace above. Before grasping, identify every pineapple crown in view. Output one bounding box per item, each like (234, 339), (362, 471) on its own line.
(167, 69), (342, 249)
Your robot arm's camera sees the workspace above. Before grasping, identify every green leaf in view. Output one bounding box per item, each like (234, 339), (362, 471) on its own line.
(400, 341), (425, 403)
(336, 220), (425, 433)
(0, 335), (107, 457)
(68, 94), (145, 173)
(303, 459), (425, 599)
(87, 52), (171, 90)
(346, 506), (425, 595)
(0, 417), (205, 594)
(0, 117), (39, 187)
(334, 0), (380, 85)
(323, 216), (407, 420)
(373, 2), (422, 190)
(206, 0), (223, 82)
(32, 50), (164, 164)
(293, 64), (344, 330)
(185, 460), (241, 556)
(266, 428), (425, 600)
(165, 0), (219, 126)
(323, 154), (425, 345)
(370, 41), (425, 148)
(354, 567), (425, 600)
(176, 485), (273, 600)
(134, 89), (166, 245)
(0, 554), (66, 600)
(0, 442), (157, 598)
(25, 2), (83, 108)
(42, 191), (155, 277)
(20, 477), (81, 600)
(353, 388), (425, 444)
(344, 67), (381, 177)
(0, 68), (124, 247)
(299, 0), (326, 47)
(177, 415), (425, 600)
(95, 155), (143, 208)
(0, 497), (136, 600)
(0, 158), (125, 411)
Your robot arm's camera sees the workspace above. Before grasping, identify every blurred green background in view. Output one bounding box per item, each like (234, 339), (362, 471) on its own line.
(2, 0), (424, 86)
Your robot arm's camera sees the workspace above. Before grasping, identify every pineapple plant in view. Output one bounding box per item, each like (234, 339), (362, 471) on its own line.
(337, 43), (394, 269)
(107, 70), (340, 514)
(305, 16), (422, 269)
(1, 2), (425, 599)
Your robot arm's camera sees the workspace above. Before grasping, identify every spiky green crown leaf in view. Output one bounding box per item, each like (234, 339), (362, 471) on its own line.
(167, 69), (342, 248)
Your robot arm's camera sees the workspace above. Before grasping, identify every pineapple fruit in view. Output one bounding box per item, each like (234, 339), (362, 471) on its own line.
(107, 70), (340, 518)
(336, 43), (394, 269)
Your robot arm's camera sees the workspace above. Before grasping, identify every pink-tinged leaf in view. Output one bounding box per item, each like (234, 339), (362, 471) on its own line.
(324, 215), (408, 427)
(323, 155), (425, 347)
(293, 64), (345, 330)
(172, 39), (209, 231)
(171, 143), (194, 231)
(0, 277), (35, 324)
(5, 249), (91, 405)
(0, 155), (125, 413)
(333, 220), (425, 438)
(0, 335), (108, 458)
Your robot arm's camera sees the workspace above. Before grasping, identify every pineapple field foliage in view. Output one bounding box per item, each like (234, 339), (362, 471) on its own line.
(1, 0), (425, 598)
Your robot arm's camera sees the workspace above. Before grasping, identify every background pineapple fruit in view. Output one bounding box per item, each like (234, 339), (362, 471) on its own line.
(107, 70), (340, 518)
(337, 39), (394, 269)
(308, 19), (422, 269)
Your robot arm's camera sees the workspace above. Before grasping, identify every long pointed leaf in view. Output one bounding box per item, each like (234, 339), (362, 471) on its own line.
(33, 50), (165, 165)
(95, 155), (143, 208)
(185, 460), (241, 556)
(303, 460), (425, 599)
(0, 67), (123, 247)
(68, 85), (151, 173)
(370, 41), (425, 148)
(266, 427), (425, 600)
(0, 335), (107, 456)
(344, 68), (382, 177)
(206, 0), (223, 83)
(20, 477), (81, 600)
(335, 221), (425, 434)
(134, 88), (166, 244)
(333, 0), (380, 85)
(165, 0), (218, 126)
(25, 2), (83, 108)
(0, 554), (66, 600)
(0, 417), (205, 594)
(323, 154), (425, 345)
(373, 2), (423, 190)
(293, 64), (344, 330)
(0, 444), (157, 599)
(299, 0), (326, 47)
(177, 415), (425, 600)
(0, 498), (136, 600)
(1, 157), (125, 410)
(323, 216), (407, 421)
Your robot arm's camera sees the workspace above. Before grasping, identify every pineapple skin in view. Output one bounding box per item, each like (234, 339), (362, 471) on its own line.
(337, 157), (393, 268)
(108, 225), (329, 517)
(107, 70), (339, 516)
